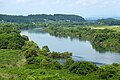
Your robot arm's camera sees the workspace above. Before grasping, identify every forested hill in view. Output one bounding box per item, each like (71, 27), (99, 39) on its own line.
(0, 14), (86, 23)
(97, 18), (120, 25)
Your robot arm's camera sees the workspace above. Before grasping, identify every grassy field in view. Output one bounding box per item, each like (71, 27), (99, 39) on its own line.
(0, 67), (87, 80)
(91, 26), (120, 32)
(108, 26), (120, 32)
(0, 50), (22, 67)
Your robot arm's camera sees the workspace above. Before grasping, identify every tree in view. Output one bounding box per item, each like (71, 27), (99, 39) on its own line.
(22, 35), (29, 41)
(63, 58), (74, 69)
(21, 41), (39, 58)
(97, 65), (117, 79)
(69, 61), (98, 75)
(42, 45), (50, 52)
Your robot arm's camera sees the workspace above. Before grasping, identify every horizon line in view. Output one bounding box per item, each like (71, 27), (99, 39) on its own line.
(0, 13), (120, 19)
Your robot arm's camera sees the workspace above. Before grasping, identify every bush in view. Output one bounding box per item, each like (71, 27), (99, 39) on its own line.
(48, 51), (72, 59)
(63, 58), (74, 69)
(42, 45), (50, 52)
(21, 41), (40, 58)
(26, 56), (62, 69)
(69, 61), (98, 75)
(22, 35), (29, 41)
(97, 65), (117, 79)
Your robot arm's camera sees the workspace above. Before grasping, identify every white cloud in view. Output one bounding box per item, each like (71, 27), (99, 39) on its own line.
(75, 0), (120, 7)
(75, 0), (98, 6)
(16, 0), (26, 3)
(16, 0), (49, 4)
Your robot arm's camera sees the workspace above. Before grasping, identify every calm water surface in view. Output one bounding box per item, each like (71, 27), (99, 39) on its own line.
(21, 28), (120, 65)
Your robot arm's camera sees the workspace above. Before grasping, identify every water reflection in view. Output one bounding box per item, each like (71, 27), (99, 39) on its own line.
(21, 28), (120, 64)
(91, 42), (120, 53)
(48, 30), (120, 53)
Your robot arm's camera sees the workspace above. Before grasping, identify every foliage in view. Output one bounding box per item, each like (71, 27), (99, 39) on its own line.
(22, 35), (29, 41)
(96, 65), (117, 79)
(0, 23), (25, 49)
(63, 58), (74, 69)
(69, 61), (98, 75)
(0, 14), (86, 23)
(97, 18), (120, 25)
(0, 67), (86, 80)
(26, 56), (62, 69)
(1, 48), (120, 80)
(21, 41), (39, 58)
(42, 45), (50, 52)
(0, 49), (24, 68)
(1, 22), (120, 79)
(21, 41), (62, 69)
(48, 51), (72, 59)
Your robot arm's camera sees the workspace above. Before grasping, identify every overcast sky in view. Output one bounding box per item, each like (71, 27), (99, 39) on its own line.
(0, 0), (120, 18)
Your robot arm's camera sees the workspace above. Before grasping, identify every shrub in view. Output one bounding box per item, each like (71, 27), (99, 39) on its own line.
(97, 65), (117, 79)
(69, 61), (98, 75)
(26, 56), (62, 69)
(21, 41), (40, 58)
(63, 58), (74, 69)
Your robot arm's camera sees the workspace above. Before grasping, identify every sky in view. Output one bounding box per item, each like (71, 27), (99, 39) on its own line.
(0, 0), (120, 18)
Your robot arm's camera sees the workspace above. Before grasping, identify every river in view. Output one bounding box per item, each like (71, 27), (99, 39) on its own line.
(21, 28), (120, 65)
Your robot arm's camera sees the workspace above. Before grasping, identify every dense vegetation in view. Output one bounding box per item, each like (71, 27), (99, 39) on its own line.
(0, 23), (25, 49)
(97, 18), (120, 25)
(1, 14), (120, 27)
(0, 14), (85, 23)
(0, 16), (120, 79)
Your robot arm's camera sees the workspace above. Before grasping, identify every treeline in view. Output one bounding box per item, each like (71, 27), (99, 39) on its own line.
(1, 14), (120, 26)
(97, 18), (120, 25)
(44, 27), (120, 53)
(1, 14), (120, 28)
(18, 18), (120, 30)
(0, 14), (85, 23)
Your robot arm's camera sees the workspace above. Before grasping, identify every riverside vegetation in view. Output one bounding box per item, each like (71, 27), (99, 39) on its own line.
(44, 26), (120, 53)
(0, 14), (120, 79)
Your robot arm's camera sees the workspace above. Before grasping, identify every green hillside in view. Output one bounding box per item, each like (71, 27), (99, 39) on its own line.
(0, 14), (86, 23)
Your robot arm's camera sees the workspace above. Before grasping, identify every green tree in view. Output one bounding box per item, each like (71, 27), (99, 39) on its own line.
(69, 61), (98, 75)
(63, 58), (74, 69)
(22, 41), (39, 58)
(42, 45), (50, 52)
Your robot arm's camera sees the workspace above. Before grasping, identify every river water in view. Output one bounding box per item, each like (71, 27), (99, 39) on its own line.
(21, 28), (120, 65)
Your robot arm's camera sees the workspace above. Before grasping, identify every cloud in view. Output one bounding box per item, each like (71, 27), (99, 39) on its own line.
(0, 1), (5, 7)
(16, 0), (33, 3)
(74, 0), (120, 7)
(16, 0), (26, 3)
(75, 0), (98, 6)
(16, 0), (50, 4)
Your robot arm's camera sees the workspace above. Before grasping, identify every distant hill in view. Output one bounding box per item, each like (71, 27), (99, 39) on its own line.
(97, 18), (120, 25)
(0, 14), (86, 23)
